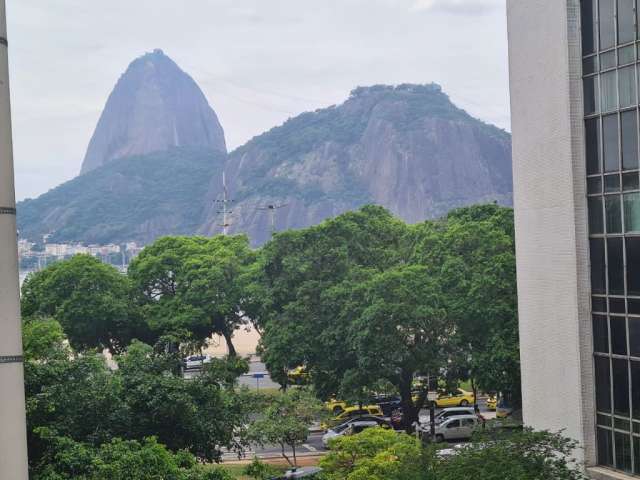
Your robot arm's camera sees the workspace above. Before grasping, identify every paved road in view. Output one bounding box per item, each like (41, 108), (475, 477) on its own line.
(222, 432), (326, 462)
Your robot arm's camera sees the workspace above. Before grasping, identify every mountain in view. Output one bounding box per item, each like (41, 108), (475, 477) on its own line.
(18, 81), (512, 247)
(80, 49), (226, 175)
(200, 84), (512, 245)
(19, 148), (225, 245)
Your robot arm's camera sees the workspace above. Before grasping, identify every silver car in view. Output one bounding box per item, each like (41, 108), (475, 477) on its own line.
(322, 420), (381, 448)
(433, 414), (479, 442)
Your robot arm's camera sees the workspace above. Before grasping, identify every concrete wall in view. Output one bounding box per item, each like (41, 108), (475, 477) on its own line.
(507, 0), (596, 465)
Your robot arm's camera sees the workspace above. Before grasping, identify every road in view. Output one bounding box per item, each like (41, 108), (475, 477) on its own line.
(222, 432), (326, 462)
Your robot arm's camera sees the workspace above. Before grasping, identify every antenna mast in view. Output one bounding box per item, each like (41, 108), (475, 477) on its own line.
(215, 172), (234, 235)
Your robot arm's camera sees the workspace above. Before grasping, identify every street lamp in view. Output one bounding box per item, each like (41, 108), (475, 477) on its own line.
(0, 1), (30, 478)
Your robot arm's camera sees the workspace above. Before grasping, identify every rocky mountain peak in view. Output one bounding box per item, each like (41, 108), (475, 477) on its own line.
(80, 49), (226, 175)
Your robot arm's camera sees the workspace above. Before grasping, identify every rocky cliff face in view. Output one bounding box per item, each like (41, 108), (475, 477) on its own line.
(80, 49), (226, 175)
(200, 84), (512, 245)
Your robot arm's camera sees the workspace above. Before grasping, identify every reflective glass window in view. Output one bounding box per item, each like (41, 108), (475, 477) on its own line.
(624, 192), (640, 232)
(598, 428), (614, 467)
(582, 0), (597, 54)
(586, 117), (601, 174)
(589, 196), (604, 233)
(584, 76), (600, 115)
(619, 66), (637, 107)
(591, 238), (607, 294)
(600, 0), (616, 50)
(621, 110), (638, 169)
(627, 238), (640, 296)
(602, 71), (618, 112)
(613, 358), (630, 416)
(618, 0), (636, 45)
(596, 356), (612, 412)
(609, 237), (625, 295)
(615, 431), (633, 473)
(603, 114), (620, 172)
(594, 315), (610, 353)
(611, 316), (628, 355)
(606, 195), (623, 233)
(623, 173), (639, 191)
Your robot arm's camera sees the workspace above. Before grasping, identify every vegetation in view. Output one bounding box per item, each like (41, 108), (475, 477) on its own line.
(17, 147), (225, 245)
(19, 203), (526, 478)
(248, 389), (324, 467)
(255, 204), (519, 428)
(22, 316), (254, 478)
(127, 235), (257, 355)
(21, 255), (147, 353)
(320, 427), (587, 480)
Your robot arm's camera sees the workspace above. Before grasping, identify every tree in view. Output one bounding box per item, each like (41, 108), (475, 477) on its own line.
(349, 265), (451, 429)
(434, 428), (587, 480)
(248, 389), (323, 467)
(409, 204), (520, 403)
(319, 427), (429, 480)
(21, 255), (145, 353)
(128, 235), (257, 356)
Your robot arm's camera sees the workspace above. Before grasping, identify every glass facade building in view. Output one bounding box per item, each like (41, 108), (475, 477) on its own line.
(583, 0), (640, 475)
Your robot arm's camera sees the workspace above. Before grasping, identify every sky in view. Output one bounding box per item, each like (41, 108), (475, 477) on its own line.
(6, 0), (509, 201)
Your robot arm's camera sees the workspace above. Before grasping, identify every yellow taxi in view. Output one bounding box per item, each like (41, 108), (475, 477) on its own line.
(433, 388), (475, 408)
(325, 398), (350, 415)
(287, 366), (310, 385)
(486, 395), (497, 411)
(321, 405), (385, 430)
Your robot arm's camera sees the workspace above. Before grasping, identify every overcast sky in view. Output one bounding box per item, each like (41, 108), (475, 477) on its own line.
(6, 0), (509, 201)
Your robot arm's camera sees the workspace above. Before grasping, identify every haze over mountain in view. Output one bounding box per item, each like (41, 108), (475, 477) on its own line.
(80, 49), (226, 175)
(17, 52), (512, 247)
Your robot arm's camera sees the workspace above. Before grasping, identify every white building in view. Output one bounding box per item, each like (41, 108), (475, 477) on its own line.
(508, 1), (640, 478)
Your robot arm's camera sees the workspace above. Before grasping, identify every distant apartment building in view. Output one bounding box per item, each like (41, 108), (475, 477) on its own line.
(508, 1), (640, 478)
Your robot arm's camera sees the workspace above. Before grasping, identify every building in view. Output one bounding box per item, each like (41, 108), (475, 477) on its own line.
(508, 1), (640, 478)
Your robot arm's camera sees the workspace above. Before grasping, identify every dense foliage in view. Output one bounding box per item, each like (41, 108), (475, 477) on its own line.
(127, 235), (257, 355)
(319, 427), (587, 480)
(21, 255), (147, 353)
(256, 204), (519, 427)
(22, 316), (253, 478)
(17, 147), (225, 245)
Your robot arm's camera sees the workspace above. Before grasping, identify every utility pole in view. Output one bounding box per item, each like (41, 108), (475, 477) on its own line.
(257, 203), (288, 236)
(0, 1), (30, 478)
(215, 172), (233, 235)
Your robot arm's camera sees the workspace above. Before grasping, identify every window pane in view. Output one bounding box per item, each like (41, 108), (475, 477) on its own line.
(605, 174), (621, 192)
(601, 71), (618, 112)
(627, 237), (640, 296)
(622, 110), (639, 169)
(631, 321), (640, 357)
(624, 192), (640, 232)
(620, 66), (637, 107)
(635, 437), (640, 474)
(596, 356), (612, 412)
(591, 238), (607, 294)
(603, 114), (619, 172)
(594, 296), (608, 312)
(586, 118), (601, 174)
(594, 315), (609, 353)
(606, 195), (622, 233)
(585, 56), (599, 75)
(615, 432), (632, 473)
(600, 0), (616, 50)
(582, 0), (597, 54)
(584, 76), (600, 115)
(611, 316), (628, 355)
(623, 173), (639, 191)
(611, 297), (626, 313)
(618, 0), (636, 45)
(602, 50), (618, 70)
(589, 196), (604, 233)
(589, 176), (603, 194)
(598, 428), (614, 467)
(633, 361), (640, 419)
(609, 237), (625, 295)
(613, 358), (630, 416)
(620, 45), (636, 65)
(630, 299), (640, 315)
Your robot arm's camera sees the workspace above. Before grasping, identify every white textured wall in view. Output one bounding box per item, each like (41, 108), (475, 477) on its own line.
(507, 0), (596, 465)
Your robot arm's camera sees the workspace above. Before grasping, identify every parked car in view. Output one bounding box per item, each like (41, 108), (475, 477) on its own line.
(287, 366), (310, 385)
(433, 415), (479, 442)
(325, 398), (349, 415)
(321, 405), (385, 430)
(486, 394), (497, 411)
(183, 355), (211, 370)
(322, 420), (384, 447)
(433, 388), (475, 408)
(419, 406), (476, 425)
